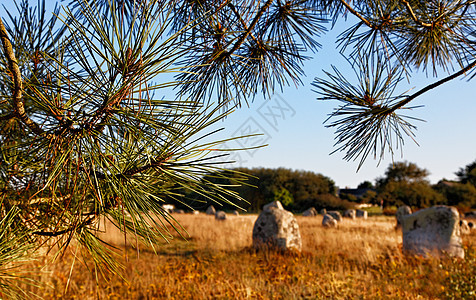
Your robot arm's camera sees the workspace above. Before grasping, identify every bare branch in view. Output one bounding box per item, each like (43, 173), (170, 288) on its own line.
(390, 59), (476, 112)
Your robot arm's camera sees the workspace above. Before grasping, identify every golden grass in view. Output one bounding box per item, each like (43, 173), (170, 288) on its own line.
(20, 213), (476, 299)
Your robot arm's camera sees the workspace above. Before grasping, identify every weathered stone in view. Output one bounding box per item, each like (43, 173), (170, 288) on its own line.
(401, 206), (464, 259)
(162, 204), (174, 214)
(322, 214), (338, 228)
(263, 201), (283, 211)
(206, 205), (216, 215)
(396, 206), (412, 227)
(320, 208), (327, 215)
(460, 220), (471, 235)
(465, 211), (476, 219)
(344, 209), (356, 219)
(356, 209), (368, 219)
(215, 210), (226, 220)
(302, 207), (318, 217)
(252, 207), (302, 252)
(327, 211), (342, 222)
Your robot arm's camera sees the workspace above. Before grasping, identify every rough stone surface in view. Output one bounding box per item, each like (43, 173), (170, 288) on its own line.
(302, 207), (318, 217)
(356, 209), (368, 219)
(320, 208), (327, 215)
(215, 210), (226, 220)
(322, 214), (338, 228)
(401, 206), (464, 259)
(252, 207), (302, 252)
(465, 211), (476, 219)
(460, 220), (471, 235)
(162, 204), (175, 214)
(396, 206), (412, 227)
(344, 209), (356, 219)
(263, 201), (284, 211)
(206, 205), (216, 215)
(327, 211), (342, 222)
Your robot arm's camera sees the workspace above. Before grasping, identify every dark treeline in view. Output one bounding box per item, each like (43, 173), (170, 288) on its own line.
(169, 160), (476, 213)
(171, 167), (355, 213)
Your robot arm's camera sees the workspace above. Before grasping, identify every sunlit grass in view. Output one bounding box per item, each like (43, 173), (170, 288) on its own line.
(21, 213), (476, 299)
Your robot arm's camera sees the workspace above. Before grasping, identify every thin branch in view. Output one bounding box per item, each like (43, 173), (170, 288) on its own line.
(391, 59), (476, 112)
(0, 112), (15, 121)
(228, 0), (273, 55)
(33, 217), (95, 237)
(339, 0), (375, 29)
(0, 19), (49, 137)
(401, 0), (432, 28)
(228, 3), (258, 44)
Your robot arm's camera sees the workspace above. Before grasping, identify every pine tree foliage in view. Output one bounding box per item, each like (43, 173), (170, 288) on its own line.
(312, 0), (476, 168)
(0, 0), (475, 295)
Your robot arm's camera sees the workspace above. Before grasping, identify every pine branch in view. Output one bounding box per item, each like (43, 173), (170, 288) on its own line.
(390, 59), (476, 112)
(339, 0), (375, 29)
(228, 0), (273, 55)
(401, 0), (432, 28)
(0, 19), (50, 138)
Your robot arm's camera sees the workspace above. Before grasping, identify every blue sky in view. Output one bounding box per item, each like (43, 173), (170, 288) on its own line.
(3, 2), (475, 188)
(207, 21), (476, 188)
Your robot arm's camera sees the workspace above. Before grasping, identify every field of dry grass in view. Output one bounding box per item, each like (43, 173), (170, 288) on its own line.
(23, 213), (476, 299)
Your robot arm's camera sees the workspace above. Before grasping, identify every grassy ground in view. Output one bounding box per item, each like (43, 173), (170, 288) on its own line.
(21, 214), (476, 299)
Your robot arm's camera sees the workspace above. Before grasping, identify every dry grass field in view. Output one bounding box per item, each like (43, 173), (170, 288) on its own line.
(22, 213), (476, 299)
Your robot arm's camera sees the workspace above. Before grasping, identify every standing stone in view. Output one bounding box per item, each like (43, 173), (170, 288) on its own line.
(206, 205), (216, 215)
(401, 206), (464, 259)
(468, 221), (474, 230)
(302, 207), (318, 217)
(460, 220), (471, 235)
(396, 206), (412, 227)
(263, 201), (284, 211)
(320, 208), (327, 215)
(344, 209), (356, 220)
(465, 211), (476, 219)
(252, 206), (302, 252)
(322, 214), (338, 228)
(215, 210), (226, 220)
(356, 209), (368, 219)
(162, 204), (175, 214)
(327, 211), (342, 222)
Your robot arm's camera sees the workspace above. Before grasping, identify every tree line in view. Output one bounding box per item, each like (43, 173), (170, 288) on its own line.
(172, 160), (476, 213)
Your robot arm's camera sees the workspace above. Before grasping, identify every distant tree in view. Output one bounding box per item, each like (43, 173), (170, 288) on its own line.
(376, 161), (430, 187)
(270, 188), (294, 207)
(378, 181), (445, 208)
(434, 181), (476, 209)
(360, 190), (377, 204)
(456, 160), (476, 187)
(376, 162), (444, 208)
(358, 181), (374, 189)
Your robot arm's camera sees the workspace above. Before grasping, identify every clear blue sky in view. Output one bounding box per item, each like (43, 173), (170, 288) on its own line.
(3, 2), (475, 188)
(205, 20), (476, 188)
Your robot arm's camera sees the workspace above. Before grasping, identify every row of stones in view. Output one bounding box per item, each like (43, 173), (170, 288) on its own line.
(252, 201), (467, 259)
